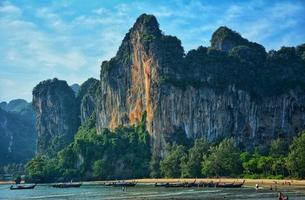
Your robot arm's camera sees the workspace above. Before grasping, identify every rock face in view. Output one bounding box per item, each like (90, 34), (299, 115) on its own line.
(32, 78), (80, 156)
(210, 26), (264, 53)
(29, 14), (305, 157)
(0, 107), (36, 165)
(97, 14), (305, 153)
(97, 14), (163, 134)
(156, 86), (305, 150)
(77, 78), (100, 124)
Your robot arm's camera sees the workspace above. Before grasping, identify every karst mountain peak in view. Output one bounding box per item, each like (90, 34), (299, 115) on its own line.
(32, 14), (305, 157)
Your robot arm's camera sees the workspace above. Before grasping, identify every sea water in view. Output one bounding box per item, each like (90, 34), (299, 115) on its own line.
(1, 184), (305, 200)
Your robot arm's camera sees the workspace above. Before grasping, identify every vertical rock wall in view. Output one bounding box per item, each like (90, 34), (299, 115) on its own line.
(32, 78), (79, 156)
(96, 14), (305, 154)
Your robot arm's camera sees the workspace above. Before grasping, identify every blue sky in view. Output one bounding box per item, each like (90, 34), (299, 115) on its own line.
(0, 0), (304, 102)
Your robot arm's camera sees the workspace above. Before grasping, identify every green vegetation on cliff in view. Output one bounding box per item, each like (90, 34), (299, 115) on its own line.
(25, 129), (305, 182)
(177, 43), (305, 98)
(100, 14), (305, 98)
(26, 113), (151, 182)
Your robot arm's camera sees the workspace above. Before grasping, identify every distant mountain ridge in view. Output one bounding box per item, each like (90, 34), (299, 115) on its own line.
(0, 99), (36, 165)
(0, 99), (35, 123)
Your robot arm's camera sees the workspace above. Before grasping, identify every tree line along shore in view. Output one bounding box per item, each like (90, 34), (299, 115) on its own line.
(2, 113), (304, 183)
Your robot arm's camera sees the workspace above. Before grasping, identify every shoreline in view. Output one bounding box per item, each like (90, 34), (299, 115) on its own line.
(0, 181), (14, 185)
(90, 178), (305, 187)
(2, 178), (305, 187)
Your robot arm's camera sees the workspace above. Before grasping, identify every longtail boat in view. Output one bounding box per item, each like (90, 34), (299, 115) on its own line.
(216, 180), (245, 188)
(52, 183), (82, 188)
(203, 181), (217, 187)
(10, 184), (36, 190)
(104, 182), (116, 186)
(104, 181), (137, 187)
(155, 182), (169, 187)
(164, 182), (187, 188)
(192, 182), (205, 187)
(185, 180), (198, 187)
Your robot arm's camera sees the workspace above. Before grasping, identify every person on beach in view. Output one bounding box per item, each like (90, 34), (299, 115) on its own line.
(278, 192), (288, 200)
(15, 176), (21, 184)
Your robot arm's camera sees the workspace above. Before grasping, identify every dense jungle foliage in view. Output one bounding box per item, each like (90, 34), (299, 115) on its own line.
(160, 27), (305, 99)
(24, 115), (305, 182)
(25, 113), (150, 182)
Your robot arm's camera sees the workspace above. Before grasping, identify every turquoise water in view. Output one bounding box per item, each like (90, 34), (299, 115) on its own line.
(1, 184), (305, 200)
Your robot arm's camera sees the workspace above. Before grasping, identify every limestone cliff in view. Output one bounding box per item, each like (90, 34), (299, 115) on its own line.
(32, 78), (79, 156)
(0, 107), (36, 165)
(76, 78), (100, 124)
(97, 14), (305, 153)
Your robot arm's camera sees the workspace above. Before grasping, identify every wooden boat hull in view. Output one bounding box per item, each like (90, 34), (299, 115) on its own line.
(113, 183), (136, 187)
(154, 181), (243, 188)
(10, 184), (36, 190)
(216, 182), (244, 188)
(104, 182), (137, 187)
(154, 183), (169, 187)
(104, 182), (115, 186)
(155, 182), (205, 188)
(185, 182), (201, 187)
(203, 182), (217, 187)
(52, 183), (82, 188)
(164, 183), (187, 188)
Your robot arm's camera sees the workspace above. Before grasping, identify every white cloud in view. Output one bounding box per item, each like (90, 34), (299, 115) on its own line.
(271, 2), (303, 18)
(238, 1), (304, 49)
(224, 5), (243, 21)
(0, 1), (22, 18)
(35, 7), (70, 32)
(0, 1), (102, 101)
(0, 78), (34, 102)
(93, 7), (110, 15)
(0, 0), (304, 101)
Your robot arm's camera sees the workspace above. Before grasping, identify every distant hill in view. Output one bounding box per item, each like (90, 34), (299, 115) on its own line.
(0, 99), (36, 165)
(0, 99), (35, 124)
(70, 83), (81, 95)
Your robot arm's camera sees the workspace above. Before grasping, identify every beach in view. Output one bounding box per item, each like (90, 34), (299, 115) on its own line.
(2, 178), (304, 187)
(2, 178), (305, 199)
(0, 181), (13, 185)
(87, 178), (305, 189)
